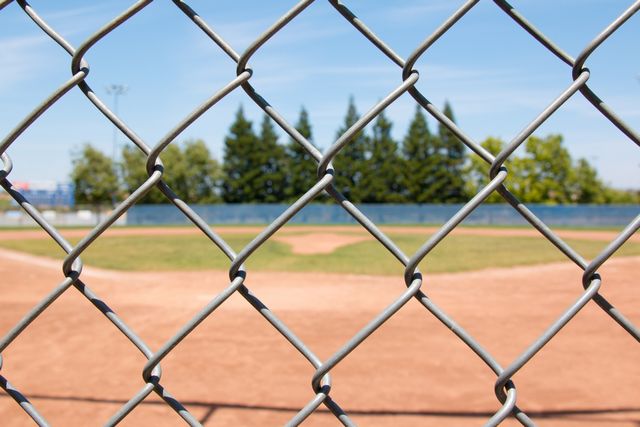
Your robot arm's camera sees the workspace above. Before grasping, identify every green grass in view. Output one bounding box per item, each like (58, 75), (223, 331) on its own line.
(0, 231), (638, 275)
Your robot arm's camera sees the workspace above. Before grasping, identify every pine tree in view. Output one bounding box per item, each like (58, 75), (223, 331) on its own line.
(438, 101), (467, 202)
(256, 114), (287, 202)
(285, 107), (319, 200)
(332, 97), (368, 203)
(222, 107), (260, 203)
(402, 105), (447, 203)
(361, 110), (404, 202)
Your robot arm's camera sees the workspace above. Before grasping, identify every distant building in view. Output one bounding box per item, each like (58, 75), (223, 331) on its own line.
(11, 181), (75, 208)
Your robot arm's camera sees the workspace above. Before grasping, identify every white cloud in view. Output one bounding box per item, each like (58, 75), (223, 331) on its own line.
(0, 3), (126, 90)
(0, 34), (53, 90)
(44, 4), (112, 22)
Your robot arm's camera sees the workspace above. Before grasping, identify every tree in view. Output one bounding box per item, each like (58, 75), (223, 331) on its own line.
(511, 134), (574, 203)
(256, 114), (287, 202)
(437, 101), (467, 202)
(332, 97), (368, 203)
(182, 139), (222, 203)
(466, 136), (632, 204)
(402, 105), (448, 203)
(71, 144), (119, 208)
(222, 108), (287, 203)
(361, 110), (404, 202)
(570, 158), (607, 204)
(464, 137), (505, 203)
(222, 107), (259, 203)
(121, 145), (157, 203)
(121, 144), (187, 204)
(603, 188), (640, 203)
(285, 107), (320, 200)
(120, 140), (220, 204)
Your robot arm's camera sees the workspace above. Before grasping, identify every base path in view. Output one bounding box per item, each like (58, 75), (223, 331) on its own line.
(0, 249), (638, 426)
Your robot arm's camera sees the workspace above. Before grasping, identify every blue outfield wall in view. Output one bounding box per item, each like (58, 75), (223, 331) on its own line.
(126, 204), (639, 227)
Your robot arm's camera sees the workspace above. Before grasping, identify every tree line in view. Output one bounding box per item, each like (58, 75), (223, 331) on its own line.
(71, 98), (638, 207)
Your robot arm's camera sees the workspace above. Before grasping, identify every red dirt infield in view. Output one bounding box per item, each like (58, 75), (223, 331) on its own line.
(0, 236), (638, 426)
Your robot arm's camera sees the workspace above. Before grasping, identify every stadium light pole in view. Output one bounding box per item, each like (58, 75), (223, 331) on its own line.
(106, 84), (128, 163)
(106, 84), (128, 207)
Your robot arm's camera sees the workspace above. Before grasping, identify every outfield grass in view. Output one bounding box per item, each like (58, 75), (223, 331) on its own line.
(0, 231), (637, 275)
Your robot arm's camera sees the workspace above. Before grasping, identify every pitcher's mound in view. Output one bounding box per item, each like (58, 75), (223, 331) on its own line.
(275, 232), (371, 254)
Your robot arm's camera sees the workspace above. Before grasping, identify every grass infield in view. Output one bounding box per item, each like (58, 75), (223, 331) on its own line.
(0, 230), (637, 275)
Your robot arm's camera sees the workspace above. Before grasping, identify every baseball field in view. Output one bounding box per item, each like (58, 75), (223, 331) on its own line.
(0, 225), (638, 426)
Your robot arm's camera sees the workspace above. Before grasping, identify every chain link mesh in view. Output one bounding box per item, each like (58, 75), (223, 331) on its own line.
(1, 0), (639, 425)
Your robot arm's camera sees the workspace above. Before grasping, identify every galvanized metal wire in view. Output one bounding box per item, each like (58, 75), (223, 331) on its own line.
(1, 1), (639, 425)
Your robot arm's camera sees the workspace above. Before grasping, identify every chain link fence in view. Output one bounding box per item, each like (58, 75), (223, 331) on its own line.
(1, 0), (639, 425)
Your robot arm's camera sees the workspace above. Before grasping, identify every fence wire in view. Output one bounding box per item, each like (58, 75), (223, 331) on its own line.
(0, 0), (639, 426)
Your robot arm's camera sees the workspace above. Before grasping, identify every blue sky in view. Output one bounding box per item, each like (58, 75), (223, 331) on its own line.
(1, 0), (639, 189)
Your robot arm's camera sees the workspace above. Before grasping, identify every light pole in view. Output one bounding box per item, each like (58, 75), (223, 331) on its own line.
(106, 84), (128, 207)
(106, 84), (128, 163)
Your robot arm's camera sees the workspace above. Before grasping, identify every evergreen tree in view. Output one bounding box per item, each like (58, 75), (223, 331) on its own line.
(438, 101), (467, 202)
(332, 97), (368, 203)
(222, 107), (260, 203)
(256, 114), (287, 202)
(402, 105), (448, 203)
(285, 107), (320, 200)
(361, 110), (404, 202)
(222, 108), (287, 203)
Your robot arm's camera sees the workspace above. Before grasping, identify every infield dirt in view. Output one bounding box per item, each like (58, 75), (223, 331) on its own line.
(0, 241), (638, 426)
